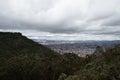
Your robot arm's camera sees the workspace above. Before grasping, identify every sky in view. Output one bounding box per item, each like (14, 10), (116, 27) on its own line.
(0, 0), (120, 40)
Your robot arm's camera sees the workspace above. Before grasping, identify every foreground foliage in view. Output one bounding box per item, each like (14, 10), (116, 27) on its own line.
(63, 45), (120, 80)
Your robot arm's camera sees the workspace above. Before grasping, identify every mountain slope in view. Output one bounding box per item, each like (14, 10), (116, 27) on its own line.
(0, 32), (120, 80)
(0, 32), (85, 80)
(0, 32), (62, 80)
(0, 32), (59, 58)
(62, 44), (120, 80)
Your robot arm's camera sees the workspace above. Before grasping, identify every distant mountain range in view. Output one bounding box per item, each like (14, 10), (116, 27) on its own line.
(33, 39), (120, 47)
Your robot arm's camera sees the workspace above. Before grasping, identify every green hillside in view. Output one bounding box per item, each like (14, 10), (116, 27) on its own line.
(0, 32), (82, 80)
(0, 32), (119, 80)
(0, 32), (59, 58)
(61, 45), (120, 80)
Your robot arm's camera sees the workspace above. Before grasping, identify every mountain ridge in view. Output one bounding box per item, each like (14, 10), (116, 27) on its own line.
(0, 32), (59, 58)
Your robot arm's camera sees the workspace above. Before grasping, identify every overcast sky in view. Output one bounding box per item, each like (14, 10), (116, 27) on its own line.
(0, 0), (120, 40)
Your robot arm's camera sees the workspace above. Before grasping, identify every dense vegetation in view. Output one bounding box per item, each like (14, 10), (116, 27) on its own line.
(0, 32), (119, 80)
(62, 45), (120, 80)
(0, 32), (83, 80)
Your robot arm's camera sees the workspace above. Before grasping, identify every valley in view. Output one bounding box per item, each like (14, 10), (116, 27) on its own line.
(33, 39), (120, 56)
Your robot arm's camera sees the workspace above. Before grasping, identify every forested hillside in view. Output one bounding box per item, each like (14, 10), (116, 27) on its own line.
(0, 32), (82, 80)
(0, 32), (119, 80)
(60, 45), (120, 80)
(0, 32), (59, 58)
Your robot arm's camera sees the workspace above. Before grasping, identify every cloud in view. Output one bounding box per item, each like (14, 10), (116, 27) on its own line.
(0, 0), (120, 40)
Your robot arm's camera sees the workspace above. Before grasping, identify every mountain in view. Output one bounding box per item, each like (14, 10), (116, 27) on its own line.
(0, 32), (119, 80)
(0, 32), (62, 80)
(33, 39), (120, 46)
(0, 32), (59, 58)
(0, 32), (82, 80)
